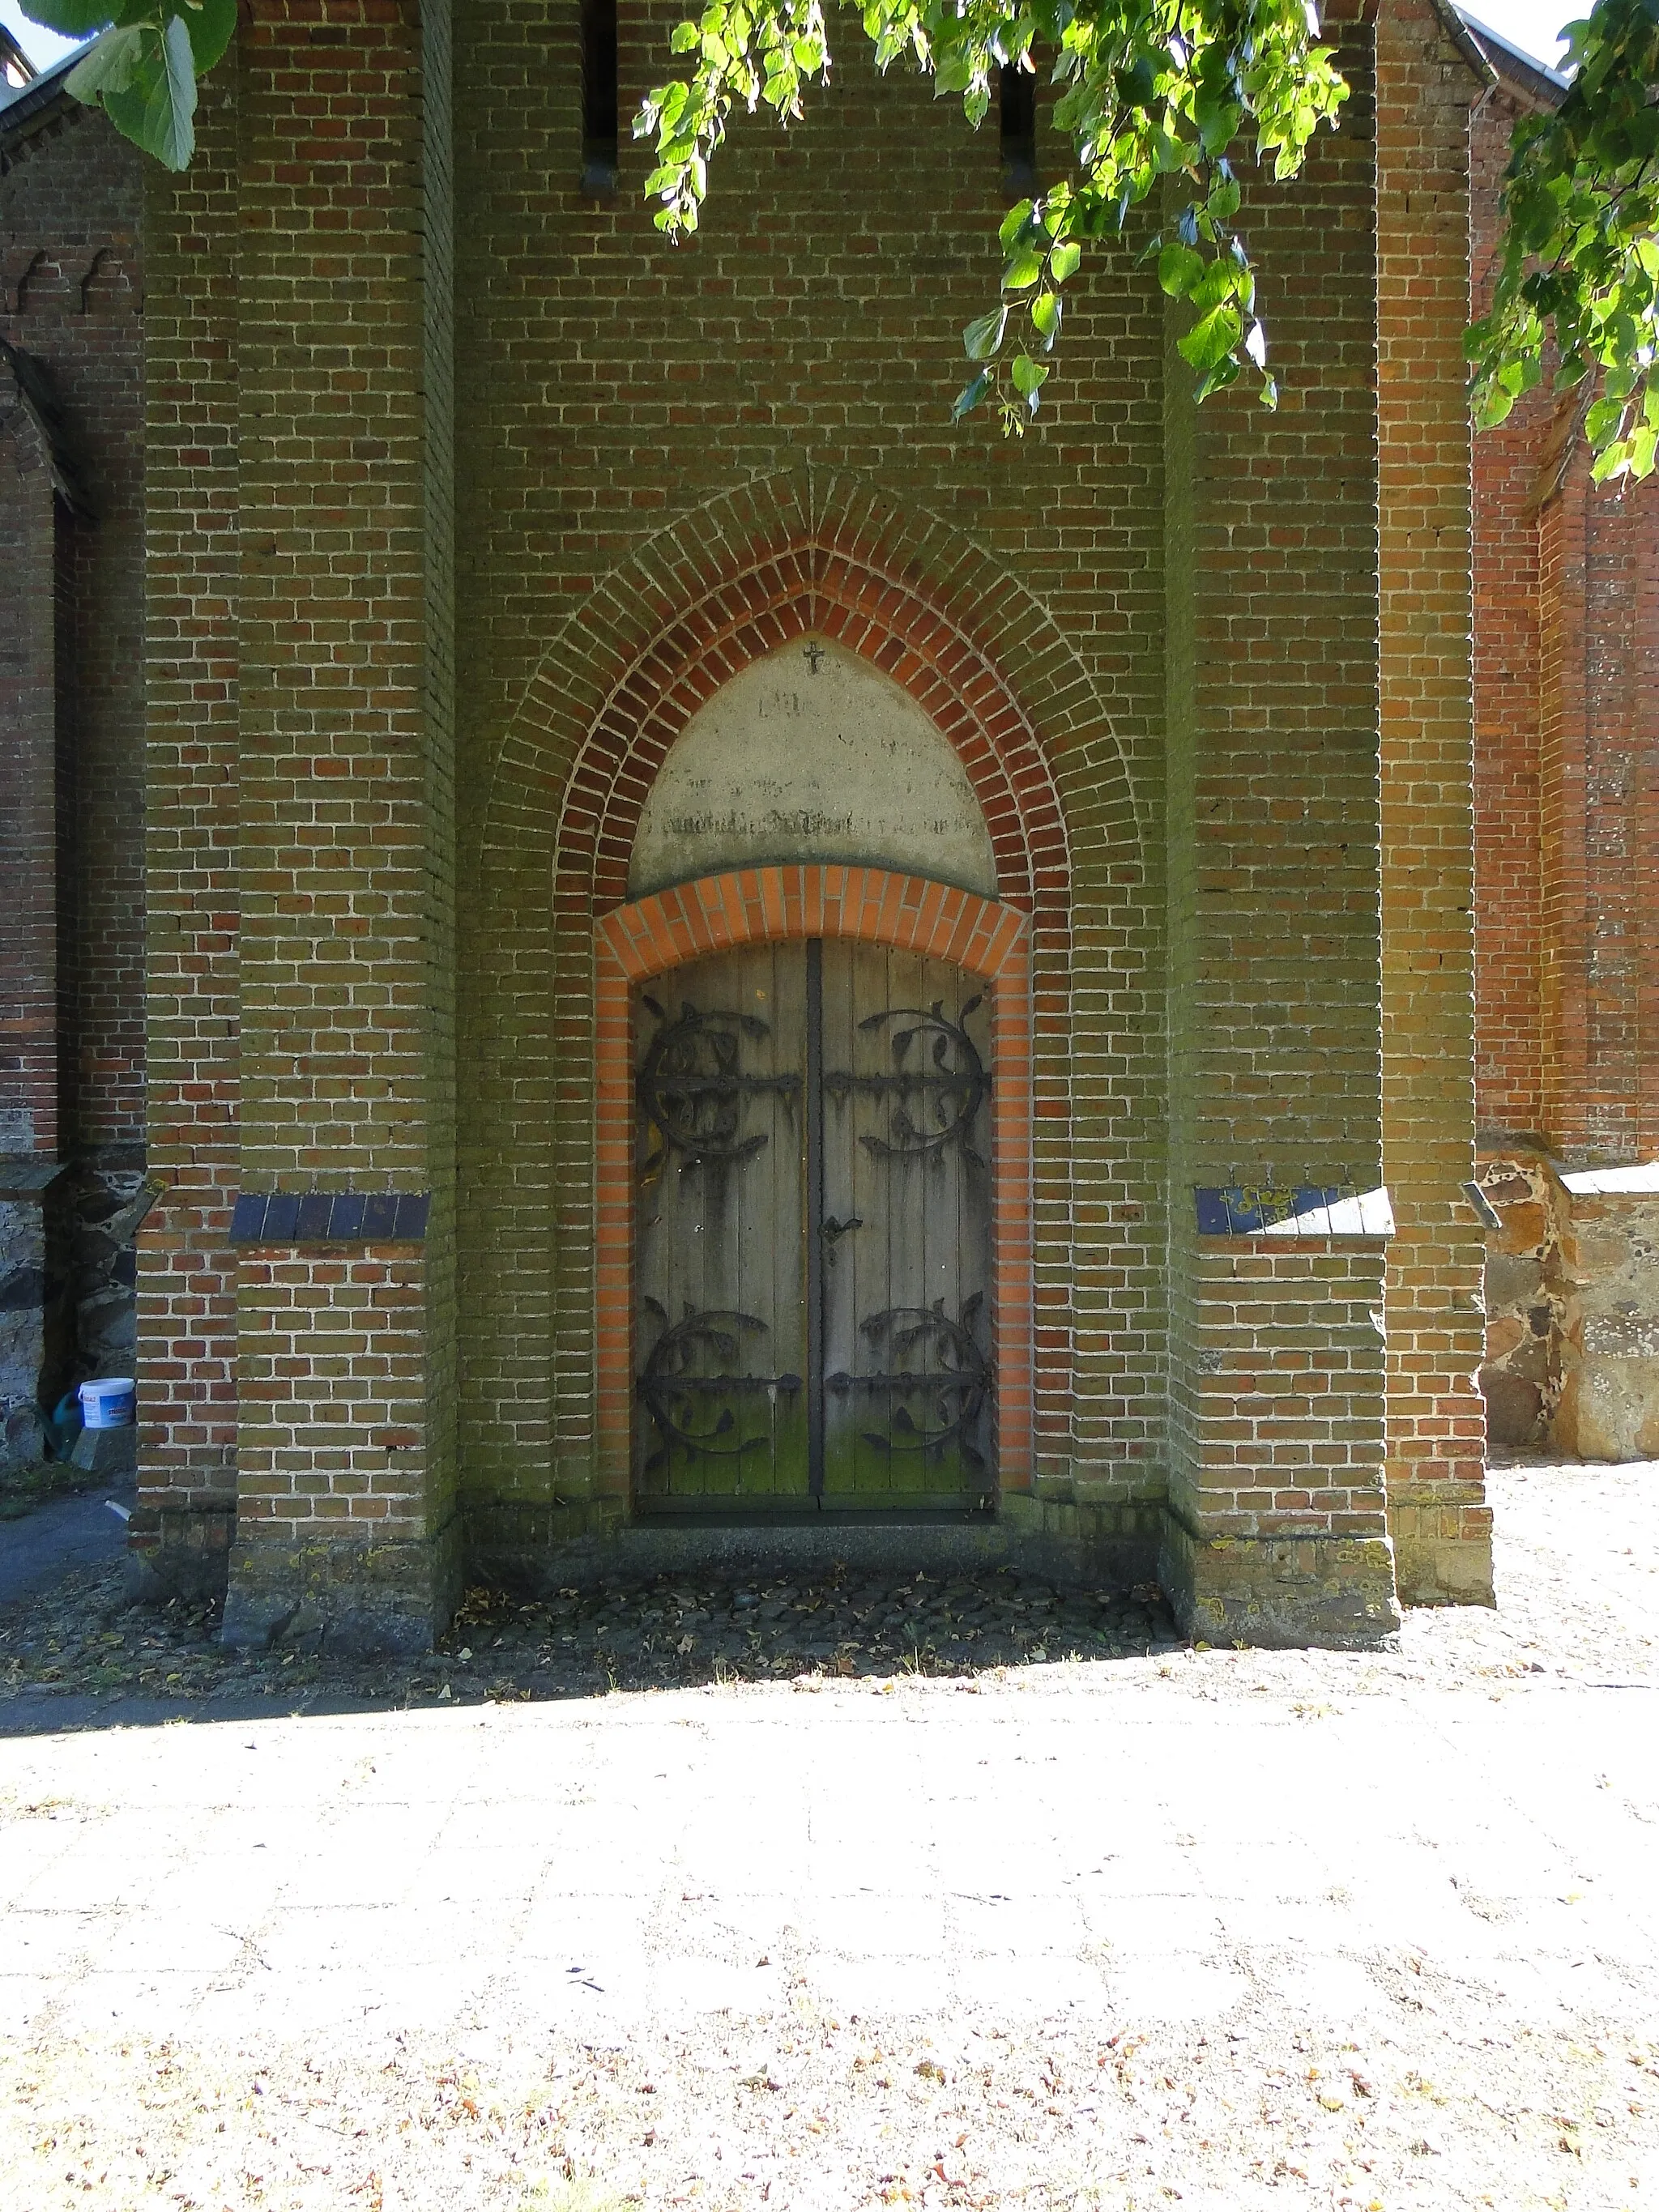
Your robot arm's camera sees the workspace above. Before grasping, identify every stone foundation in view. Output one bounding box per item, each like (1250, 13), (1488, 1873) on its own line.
(220, 1523), (464, 1659)
(0, 1160), (69, 1481)
(1161, 1521), (1401, 1651)
(1477, 1149), (1659, 1460)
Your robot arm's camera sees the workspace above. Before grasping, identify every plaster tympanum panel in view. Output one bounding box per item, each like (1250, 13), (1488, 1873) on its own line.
(629, 639), (997, 899)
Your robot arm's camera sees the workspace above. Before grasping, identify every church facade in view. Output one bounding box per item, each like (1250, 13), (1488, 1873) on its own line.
(1, 0), (1550, 1652)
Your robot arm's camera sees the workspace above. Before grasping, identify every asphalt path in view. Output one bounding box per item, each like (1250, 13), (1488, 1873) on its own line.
(0, 1484), (131, 1609)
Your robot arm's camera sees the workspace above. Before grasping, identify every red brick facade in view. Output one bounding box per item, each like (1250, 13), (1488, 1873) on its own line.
(1466, 32), (1659, 1460)
(1, 86), (147, 1474)
(1471, 49), (1659, 1169)
(6, 0), (1583, 1647)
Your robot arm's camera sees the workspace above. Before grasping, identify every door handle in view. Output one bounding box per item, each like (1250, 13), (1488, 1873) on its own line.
(822, 1215), (863, 1242)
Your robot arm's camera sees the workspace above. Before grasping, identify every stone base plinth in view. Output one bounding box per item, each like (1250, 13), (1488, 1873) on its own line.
(1162, 1521), (1401, 1650)
(463, 1491), (1163, 1599)
(220, 1524), (463, 1658)
(126, 1498), (237, 1603)
(1389, 1494), (1495, 1608)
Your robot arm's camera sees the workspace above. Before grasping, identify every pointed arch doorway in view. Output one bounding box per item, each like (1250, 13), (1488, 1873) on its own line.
(591, 640), (1034, 1519)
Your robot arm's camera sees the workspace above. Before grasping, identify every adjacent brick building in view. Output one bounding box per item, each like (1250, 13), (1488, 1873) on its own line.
(1463, 20), (1659, 1464)
(1, 64), (147, 1482)
(4, 0), (1634, 1654)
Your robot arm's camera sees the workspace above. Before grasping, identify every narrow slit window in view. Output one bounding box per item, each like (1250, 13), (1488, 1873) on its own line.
(999, 62), (1038, 196)
(582, 0), (619, 198)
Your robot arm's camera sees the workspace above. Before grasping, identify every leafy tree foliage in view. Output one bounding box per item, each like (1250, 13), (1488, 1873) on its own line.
(637, 0), (1349, 430)
(24, 0), (1659, 482)
(19, 0), (234, 170)
(1468, 0), (1659, 483)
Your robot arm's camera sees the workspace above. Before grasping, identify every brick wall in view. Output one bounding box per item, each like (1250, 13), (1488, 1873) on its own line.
(1537, 454), (1659, 1161)
(0, 95), (147, 1464)
(0, 366), (57, 1166)
(1471, 77), (1659, 1167)
(1, 104), (146, 1162)
(1375, 0), (1491, 1602)
(1469, 64), (1659, 1465)
(1159, 0), (1406, 1642)
(134, 55), (241, 1588)
(117, 0), (1493, 1644)
(1469, 86), (1547, 1143)
(136, 2), (461, 1642)
(453, 0), (1170, 1566)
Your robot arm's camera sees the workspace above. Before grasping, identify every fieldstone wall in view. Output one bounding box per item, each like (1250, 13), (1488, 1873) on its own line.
(1475, 1153), (1562, 1448)
(1555, 1187), (1659, 1460)
(1477, 1151), (1659, 1460)
(0, 1170), (67, 1474)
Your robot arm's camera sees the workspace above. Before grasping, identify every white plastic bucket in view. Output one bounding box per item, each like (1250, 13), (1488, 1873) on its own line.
(78, 1377), (135, 1430)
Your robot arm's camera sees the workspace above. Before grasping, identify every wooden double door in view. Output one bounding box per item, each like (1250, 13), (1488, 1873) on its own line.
(633, 938), (994, 1512)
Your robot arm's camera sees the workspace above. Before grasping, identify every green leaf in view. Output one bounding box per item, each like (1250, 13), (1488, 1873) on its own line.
(66, 23), (144, 100)
(1010, 352), (1049, 409)
(1177, 303), (1243, 375)
(1048, 240), (1082, 284)
(180, 0), (237, 74)
(1001, 246), (1043, 290)
(129, 12), (197, 171)
(18, 0), (116, 33)
(999, 199), (1035, 252)
(1158, 241), (1205, 297)
(952, 369), (992, 420)
(962, 305), (1009, 362)
(1585, 394), (1627, 446)
(1030, 290), (1060, 347)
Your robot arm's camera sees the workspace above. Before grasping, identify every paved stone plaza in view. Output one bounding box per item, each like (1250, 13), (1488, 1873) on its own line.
(2, 1461), (1657, 2209)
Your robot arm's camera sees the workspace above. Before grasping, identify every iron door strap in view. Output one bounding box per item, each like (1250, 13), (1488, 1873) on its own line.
(636, 993), (800, 1173)
(637, 1300), (803, 1473)
(825, 1294), (991, 1472)
(822, 995), (990, 1162)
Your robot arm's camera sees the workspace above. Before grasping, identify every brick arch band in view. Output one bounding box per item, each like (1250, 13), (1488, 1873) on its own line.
(558, 552), (1067, 924)
(596, 867), (1032, 1495)
(469, 471), (1147, 1503)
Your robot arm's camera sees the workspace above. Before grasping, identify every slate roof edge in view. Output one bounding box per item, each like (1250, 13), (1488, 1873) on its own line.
(1455, 5), (1572, 105)
(0, 43), (89, 156)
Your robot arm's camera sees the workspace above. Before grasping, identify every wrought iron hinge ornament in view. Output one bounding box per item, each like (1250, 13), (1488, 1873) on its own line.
(825, 1294), (990, 1468)
(637, 995), (800, 1173)
(825, 997), (989, 1162)
(637, 1300), (802, 1469)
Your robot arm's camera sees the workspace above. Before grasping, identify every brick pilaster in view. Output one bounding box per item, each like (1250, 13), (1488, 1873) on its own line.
(1375, 0), (1492, 1605)
(214, 0), (458, 1652)
(1160, 0), (1399, 1647)
(134, 56), (242, 1593)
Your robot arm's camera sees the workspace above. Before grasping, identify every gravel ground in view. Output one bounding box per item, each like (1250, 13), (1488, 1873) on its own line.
(0, 1555), (1182, 1720)
(1, 1456), (1656, 2212)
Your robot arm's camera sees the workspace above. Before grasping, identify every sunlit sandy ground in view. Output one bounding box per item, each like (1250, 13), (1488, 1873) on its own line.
(2, 1459), (1656, 2210)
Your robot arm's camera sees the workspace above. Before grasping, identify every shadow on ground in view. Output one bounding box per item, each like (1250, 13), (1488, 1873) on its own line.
(0, 1558), (1185, 1735)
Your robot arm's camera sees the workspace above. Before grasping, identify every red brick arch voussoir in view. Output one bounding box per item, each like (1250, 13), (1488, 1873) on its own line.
(554, 549), (1071, 933)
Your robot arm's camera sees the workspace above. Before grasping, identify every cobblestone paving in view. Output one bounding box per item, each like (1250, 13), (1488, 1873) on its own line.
(0, 1560), (1180, 1716)
(1, 1460), (1657, 2210)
